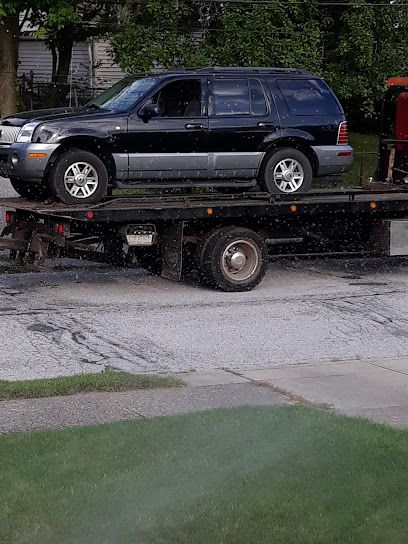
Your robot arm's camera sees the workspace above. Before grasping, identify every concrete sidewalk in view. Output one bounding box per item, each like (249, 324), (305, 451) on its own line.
(0, 380), (290, 434)
(2, 356), (408, 434)
(233, 357), (408, 428)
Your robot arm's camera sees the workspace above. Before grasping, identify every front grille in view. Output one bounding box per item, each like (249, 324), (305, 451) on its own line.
(0, 126), (20, 144)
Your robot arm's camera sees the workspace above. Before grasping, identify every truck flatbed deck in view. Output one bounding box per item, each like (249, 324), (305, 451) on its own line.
(2, 188), (408, 222)
(2, 188), (408, 291)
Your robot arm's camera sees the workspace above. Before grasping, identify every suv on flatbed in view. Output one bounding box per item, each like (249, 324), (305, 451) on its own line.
(0, 67), (353, 204)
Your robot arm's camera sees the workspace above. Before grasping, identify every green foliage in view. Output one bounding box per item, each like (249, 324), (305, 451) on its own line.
(209, 2), (323, 73)
(324, 0), (408, 127)
(111, 0), (408, 128)
(111, 0), (323, 74)
(110, 0), (210, 72)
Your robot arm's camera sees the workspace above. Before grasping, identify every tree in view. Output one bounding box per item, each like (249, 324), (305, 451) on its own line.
(0, 1), (123, 115)
(0, 1), (77, 115)
(110, 0), (215, 73)
(203, 1), (323, 73)
(32, 1), (124, 108)
(322, 0), (408, 128)
(110, 0), (408, 129)
(110, 0), (323, 74)
(0, 1), (27, 116)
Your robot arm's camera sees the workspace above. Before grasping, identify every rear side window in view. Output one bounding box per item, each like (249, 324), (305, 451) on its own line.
(213, 79), (250, 116)
(278, 79), (341, 115)
(212, 78), (268, 116)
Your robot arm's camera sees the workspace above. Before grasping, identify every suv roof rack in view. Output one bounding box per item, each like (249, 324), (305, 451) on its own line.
(150, 66), (313, 76)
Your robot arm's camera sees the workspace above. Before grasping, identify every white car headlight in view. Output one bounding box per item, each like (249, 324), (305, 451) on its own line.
(16, 122), (41, 143)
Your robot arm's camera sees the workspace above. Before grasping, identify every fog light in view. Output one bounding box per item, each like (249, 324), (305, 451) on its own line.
(11, 153), (19, 165)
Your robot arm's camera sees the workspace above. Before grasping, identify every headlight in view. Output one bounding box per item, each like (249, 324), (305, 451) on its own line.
(16, 122), (41, 143)
(32, 124), (55, 143)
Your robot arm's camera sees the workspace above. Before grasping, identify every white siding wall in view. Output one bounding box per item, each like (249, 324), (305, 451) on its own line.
(18, 39), (91, 84)
(91, 40), (125, 89)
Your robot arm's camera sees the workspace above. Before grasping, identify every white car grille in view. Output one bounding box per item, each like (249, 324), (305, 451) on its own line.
(0, 126), (21, 144)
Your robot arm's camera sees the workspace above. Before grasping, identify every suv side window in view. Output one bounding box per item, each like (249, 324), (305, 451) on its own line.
(149, 79), (203, 117)
(278, 79), (341, 116)
(213, 78), (250, 116)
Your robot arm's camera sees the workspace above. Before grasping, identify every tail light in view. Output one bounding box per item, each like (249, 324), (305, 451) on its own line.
(337, 121), (348, 145)
(54, 223), (70, 236)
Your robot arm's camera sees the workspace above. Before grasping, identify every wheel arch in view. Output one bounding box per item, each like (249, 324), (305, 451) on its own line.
(44, 137), (116, 182)
(259, 137), (319, 178)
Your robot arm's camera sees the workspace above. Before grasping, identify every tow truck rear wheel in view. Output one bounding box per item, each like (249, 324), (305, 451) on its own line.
(49, 149), (108, 205)
(9, 178), (47, 200)
(198, 226), (267, 292)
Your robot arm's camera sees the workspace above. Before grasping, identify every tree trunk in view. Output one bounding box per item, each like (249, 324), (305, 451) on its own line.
(0, 14), (19, 117)
(48, 37), (74, 108)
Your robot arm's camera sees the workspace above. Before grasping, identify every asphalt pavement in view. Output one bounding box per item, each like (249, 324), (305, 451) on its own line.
(1, 256), (408, 381)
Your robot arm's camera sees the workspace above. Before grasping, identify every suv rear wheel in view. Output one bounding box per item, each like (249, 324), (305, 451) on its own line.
(9, 178), (47, 200)
(49, 150), (108, 205)
(261, 148), (313, 194)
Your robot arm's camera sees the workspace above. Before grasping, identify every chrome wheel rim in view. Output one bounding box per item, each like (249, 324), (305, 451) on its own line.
(221, 240), (259, 282)
(63, 162), (99, 199)
(273, 159), (304, 193)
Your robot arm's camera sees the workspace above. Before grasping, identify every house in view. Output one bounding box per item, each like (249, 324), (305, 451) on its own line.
(17, 36), (125, 90)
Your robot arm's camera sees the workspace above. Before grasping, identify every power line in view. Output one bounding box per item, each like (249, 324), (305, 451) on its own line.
(192, 0), (407, 5)
(91, 0), (408, 5)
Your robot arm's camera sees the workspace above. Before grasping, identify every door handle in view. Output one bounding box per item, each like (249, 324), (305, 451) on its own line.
(185, 123), (204, 130)
(257, 122), (276, 129)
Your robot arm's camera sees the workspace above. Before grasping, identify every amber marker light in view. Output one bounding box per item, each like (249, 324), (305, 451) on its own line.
(369, 201), (377, 210)
(290, 204), (297, 213)
(207, 208), (214, 215)
(28, 153), (47, 159)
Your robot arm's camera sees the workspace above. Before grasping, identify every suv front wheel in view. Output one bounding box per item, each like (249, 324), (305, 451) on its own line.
(49, 150), (108, 205)
(261, 148), (313, 195)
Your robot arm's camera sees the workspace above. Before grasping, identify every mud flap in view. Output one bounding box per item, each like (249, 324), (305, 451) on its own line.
(160, 221), (184, 281)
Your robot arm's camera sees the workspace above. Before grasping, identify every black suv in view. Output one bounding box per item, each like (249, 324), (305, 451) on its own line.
(0, 67), (353, 204)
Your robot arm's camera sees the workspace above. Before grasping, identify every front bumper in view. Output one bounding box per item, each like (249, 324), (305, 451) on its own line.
(312, 145), (354, 176)
(0, 142), (60, 181)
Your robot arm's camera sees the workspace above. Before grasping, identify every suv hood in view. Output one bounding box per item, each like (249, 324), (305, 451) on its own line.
(0, 106), (103, 127)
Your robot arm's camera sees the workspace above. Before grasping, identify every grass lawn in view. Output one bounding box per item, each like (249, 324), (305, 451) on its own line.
(343, 132), (378, 186)
(2, 405), (408, 544)
(0, 371), (182, 401)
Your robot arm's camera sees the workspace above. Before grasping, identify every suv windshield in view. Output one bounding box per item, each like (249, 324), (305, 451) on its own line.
(86, 77), (158, 112)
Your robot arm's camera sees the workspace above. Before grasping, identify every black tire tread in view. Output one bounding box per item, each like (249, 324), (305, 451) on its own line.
(198, 226), (267, 292)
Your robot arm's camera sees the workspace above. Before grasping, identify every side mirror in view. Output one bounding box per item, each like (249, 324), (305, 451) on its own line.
(139, 103), (160, 122)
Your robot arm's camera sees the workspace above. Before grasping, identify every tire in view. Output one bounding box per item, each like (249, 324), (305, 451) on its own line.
(198, 226), (267, 292)
(48, 150), (108, 205)
(9, 178), (47, 200)
(261, 148), (313, 195)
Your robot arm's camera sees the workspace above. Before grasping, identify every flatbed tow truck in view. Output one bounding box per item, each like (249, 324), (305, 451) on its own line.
(1, 78), (408, 292)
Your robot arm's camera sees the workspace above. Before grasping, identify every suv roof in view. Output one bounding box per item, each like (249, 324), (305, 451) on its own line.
(150, 67), (314, 78)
